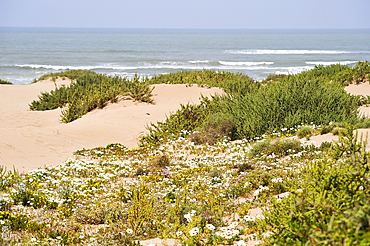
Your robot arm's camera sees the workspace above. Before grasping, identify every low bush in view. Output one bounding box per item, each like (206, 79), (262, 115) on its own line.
(140, 96), (220, 146)
(262, 74), (288, 83)
(320, 125), (333, 135)
(0, 78), (12, 84)
(128, 75), (154, 103)
(0, 166), (20, 192)
(264, 126), (370, 245)
(296, 125), (313, 139)
(148, 70), (258, 95)
(249, 138), (302, 158)
(331, 127), (345, 135)
(224, 76), (359, 140)
(190, 113), (236, 145)
(355, 118), (370, 129)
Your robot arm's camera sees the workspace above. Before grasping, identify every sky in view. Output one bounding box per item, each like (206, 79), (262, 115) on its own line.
(0, 0), (369, 29)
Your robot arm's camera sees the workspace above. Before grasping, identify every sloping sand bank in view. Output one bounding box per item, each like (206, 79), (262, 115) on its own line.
(0, 78), (223, 172)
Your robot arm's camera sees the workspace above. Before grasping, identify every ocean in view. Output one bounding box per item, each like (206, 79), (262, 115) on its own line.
(1, 27), (370, 85)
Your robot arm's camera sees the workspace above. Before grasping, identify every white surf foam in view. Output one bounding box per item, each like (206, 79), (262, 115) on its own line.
(218, 61), (274, 66)
(226, 49), (351, 55)
(15, 64), (128, 70)
(14, 63), (274, 71)
(305, 61), (357, 66)
(272, 66), (314, 75)
(188, 60), (210, 64)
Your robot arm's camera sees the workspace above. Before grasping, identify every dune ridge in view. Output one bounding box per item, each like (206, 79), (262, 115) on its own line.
(0, 78), (223, 172)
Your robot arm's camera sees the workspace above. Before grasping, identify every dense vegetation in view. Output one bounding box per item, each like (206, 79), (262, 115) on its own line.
(0, 78), (12, 85)
(264, 125), (370, 245)
(141, 61), (370, 146)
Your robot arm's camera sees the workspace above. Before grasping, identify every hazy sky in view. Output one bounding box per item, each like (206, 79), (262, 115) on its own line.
(0, 0), (369, 29)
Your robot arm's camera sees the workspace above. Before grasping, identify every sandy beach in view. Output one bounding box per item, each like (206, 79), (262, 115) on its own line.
(0, 78), (223, 172)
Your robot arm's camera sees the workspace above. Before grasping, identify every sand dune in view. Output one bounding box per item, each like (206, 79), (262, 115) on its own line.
(0, 78), (223, 172)
(2, 80), (370, 172)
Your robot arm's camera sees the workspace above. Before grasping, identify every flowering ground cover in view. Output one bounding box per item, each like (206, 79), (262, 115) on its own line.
(2, 123), (368, 245)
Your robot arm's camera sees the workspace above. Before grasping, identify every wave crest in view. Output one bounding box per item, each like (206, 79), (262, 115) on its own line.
(226, 49), (351, 55)
(218, 61), (273, 66)
(305, 61), (357, 66)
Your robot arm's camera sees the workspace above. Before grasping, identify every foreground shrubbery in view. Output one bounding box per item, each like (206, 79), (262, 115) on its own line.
(264, 126), (370, 245)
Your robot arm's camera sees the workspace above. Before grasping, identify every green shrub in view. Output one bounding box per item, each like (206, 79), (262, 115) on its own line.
(149, 70), (258, 96)
(226, 76), (359, 140)
(296, 126), (313, 139)
(249, 138), (302, 158)
(320, 125), (333, 135)
(74, 201), (122, 224)
(151, 154), (171, 168)
(236, 162), (254, 173)
(190, 113), (236, 145)
(125, 185), (155, 235)
(140, 96), (219, 146)
(355, 118), (370, 129)
(0, 166), (20, 192)
(11, 186), (52, 209)
(264, 125), (370, 245)
(331, 127), (345, 135)
(0, 79), (12, 85)
(128, 75), (154, 103)
(262, 74), (287, 83)
(142, 68), (361, 145)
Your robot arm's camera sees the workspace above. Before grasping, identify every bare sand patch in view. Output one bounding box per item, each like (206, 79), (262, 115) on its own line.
(0, 78), (223, 172)
(345, 82), (370, 117)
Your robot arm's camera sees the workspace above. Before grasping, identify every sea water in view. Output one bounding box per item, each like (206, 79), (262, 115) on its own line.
(0, 27), (369, 85)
